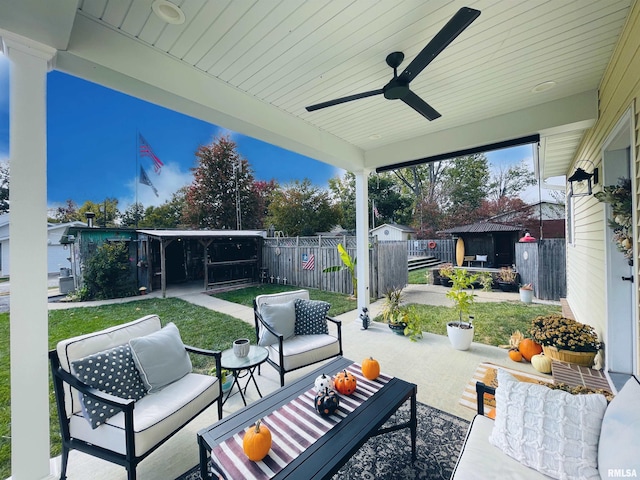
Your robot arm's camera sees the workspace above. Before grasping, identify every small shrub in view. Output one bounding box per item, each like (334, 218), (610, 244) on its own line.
(83, 242), (137, 300)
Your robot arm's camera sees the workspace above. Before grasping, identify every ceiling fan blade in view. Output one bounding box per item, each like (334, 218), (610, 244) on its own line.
(306, 89), (384, 112)
(402, 90), (441, 121)
(398, 7), (480, 84)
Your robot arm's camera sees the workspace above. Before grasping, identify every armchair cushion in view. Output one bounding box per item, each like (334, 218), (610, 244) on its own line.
(129, 322), (192, 393)
(294, 298), (330, 335)
(71, 344), (147, 429)
(489, 369), (607, 480)
(257, 300), (296, 346)
(598, 377), (640, 478)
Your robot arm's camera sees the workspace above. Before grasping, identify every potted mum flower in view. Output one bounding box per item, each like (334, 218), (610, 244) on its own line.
(529, 313), (601, 366)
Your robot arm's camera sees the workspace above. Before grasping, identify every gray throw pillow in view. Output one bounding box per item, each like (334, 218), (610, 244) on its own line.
(258, 300), (296, 346)
(71, 344), (147, 429)
(294, 298), (330, 335)
(129, 322), (192, 393)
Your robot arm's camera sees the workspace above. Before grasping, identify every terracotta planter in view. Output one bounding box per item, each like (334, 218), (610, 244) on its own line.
(542, 345), (597, 367)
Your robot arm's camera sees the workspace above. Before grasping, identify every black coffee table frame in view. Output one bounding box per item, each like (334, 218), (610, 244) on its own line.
(198, 356), (417, 479)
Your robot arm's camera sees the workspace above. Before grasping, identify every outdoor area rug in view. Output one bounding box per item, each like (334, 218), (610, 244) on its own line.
(459, 362), (552, 413)
(176, 402), (470, 480)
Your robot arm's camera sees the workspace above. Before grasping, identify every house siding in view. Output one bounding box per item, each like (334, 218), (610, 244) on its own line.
(567, 0), (640, 370)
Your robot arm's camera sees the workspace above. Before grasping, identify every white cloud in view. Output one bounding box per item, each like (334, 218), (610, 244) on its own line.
(119, 162), (193, 210)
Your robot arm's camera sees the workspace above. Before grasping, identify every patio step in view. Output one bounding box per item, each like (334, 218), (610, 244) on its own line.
(408, 256), (443, 271)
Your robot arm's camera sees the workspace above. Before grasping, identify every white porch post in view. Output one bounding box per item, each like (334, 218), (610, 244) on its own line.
(355, 169), (370, 316)
(1, 32), (57, 480)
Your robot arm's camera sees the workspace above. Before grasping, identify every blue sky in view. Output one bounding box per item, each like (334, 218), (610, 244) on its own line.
(0, 54), (546, 211)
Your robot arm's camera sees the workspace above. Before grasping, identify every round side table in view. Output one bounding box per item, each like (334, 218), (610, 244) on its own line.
(220, 345), (268, 406)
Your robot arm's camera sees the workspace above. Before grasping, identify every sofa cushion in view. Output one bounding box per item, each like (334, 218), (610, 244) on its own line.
(70, 344), (147, 429)
(294, 298), (330, 335)
(452, 415), (551, 479)
(69, 372), (219, 457)
(489, 369), (607, 480)
(598, 377), (640, 479)
(267, 334), (340, 371)
(257, 300), (296, 346)
(129, 322), (192, 393)
(57, 315), (162, 415)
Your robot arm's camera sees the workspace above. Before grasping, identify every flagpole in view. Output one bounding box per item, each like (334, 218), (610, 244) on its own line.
(135, 130), (139, 228)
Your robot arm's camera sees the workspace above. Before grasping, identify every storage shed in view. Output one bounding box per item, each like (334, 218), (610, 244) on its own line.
(369, 223), (416, 242)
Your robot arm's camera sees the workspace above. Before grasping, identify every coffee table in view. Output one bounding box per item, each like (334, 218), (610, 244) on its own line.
(220, 345), (269, 406)
(197, 356), (417, 479)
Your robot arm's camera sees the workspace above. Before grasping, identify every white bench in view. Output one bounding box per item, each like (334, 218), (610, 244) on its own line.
(452, 374), (640, 479)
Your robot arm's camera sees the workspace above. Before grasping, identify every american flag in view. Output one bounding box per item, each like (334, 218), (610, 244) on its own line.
(139, 134), (164, 174)
(302, 253), (315, 270)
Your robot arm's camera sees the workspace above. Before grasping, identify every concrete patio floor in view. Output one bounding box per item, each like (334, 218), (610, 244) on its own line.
(47, 283), (553, 480)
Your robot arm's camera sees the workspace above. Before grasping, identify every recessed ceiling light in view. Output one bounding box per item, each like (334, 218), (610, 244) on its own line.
(531, 81), (556, 93)
(369, 134), (382, 140)
(152, 0), (185, 25)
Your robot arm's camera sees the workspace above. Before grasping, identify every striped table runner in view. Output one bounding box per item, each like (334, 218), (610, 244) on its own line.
(209, 363), (392, 480)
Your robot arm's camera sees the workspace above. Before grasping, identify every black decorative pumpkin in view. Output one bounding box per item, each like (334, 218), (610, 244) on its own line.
(314, 387), (340, 417)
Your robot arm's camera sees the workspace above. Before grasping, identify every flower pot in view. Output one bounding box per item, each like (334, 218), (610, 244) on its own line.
(233, 338), (250, 358)
(389, 322), (407, 336)
(542, 345), (596, 367)
(497, 281), (518, 292)
(519, 288), (533, 304)
(221, 374), (234, 392)
(447, 322), (474, 350)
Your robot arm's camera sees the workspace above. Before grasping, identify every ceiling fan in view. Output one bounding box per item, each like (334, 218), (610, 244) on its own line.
(305, 7), (481, 121)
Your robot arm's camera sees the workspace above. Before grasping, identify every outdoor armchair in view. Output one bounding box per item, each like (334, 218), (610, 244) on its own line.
(253, 289), (343, 386)
(49, 315), (223, 480)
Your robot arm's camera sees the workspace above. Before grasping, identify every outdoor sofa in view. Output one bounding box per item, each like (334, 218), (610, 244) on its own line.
(253, 289), (343, 386)
(452, 370), (640, 479)
(49, 314), (223, 480)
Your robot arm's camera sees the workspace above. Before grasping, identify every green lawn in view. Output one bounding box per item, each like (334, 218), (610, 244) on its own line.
(0, 298), (255, 480)
(211, 284), (357, 316)
(408, 267), (429, 284)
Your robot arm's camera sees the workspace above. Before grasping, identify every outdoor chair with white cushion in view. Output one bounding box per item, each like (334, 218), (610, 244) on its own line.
(253, 289), (343, 386)
(49, 315), (223, 480)
(452, 369), (640, 479)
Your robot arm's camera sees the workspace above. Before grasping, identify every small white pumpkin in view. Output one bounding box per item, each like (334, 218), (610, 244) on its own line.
(314, 373), (332, 392)
(531, 353), (552, 374)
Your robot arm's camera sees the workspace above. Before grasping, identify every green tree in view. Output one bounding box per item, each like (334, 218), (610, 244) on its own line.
(120, 202), (145, 228)
(83, 242), (137, 300)
(140, 188), (187, 228)
(328, 173), (355, 230)
(441, 154), (490, 226)
(488, 161), (536, 201)
(267, 179), (341, 236)
(77, 198), (119, 227)
(182, 136), (259, 229)
(369, 173), (412, 226)
(0, 162), (9, 214)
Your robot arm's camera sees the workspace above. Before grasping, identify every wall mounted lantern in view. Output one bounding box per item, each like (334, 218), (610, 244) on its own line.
(568, 166), (598, 197)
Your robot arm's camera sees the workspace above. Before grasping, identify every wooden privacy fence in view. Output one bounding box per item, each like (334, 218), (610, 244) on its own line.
(261, 236), (408, 299)
(515, 238), (566, 301)
(407, 239), (455, 264)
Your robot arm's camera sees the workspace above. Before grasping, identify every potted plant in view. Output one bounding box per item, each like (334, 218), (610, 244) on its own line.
(496, 267), (519, 292)
(445, 268), (478, 350)
(529, 313), (601, 366)
(210, 367), (234, 392)
(519, 283), (533, 303)
(438, 263), (454, 287)
(381, 286), (408, 335)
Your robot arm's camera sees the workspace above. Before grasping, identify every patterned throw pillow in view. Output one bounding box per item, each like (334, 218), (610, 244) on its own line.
(71, 344), (147, 429)
(294, 298), (330, 335)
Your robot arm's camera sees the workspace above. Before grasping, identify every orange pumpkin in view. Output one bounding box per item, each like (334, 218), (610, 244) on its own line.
(334, 370), (357, 395)
(361, 357), (380, 380)
(508, 349), (523, 362)
(519, 338), (542, 361)
(243, 419), (272, 461)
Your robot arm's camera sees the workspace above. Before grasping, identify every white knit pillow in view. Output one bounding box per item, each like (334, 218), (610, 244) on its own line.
(489, 369), (607, 480)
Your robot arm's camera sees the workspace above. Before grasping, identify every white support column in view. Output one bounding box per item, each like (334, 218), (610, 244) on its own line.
(1, 32), (57, 480)
(355, 169), (370, 317)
